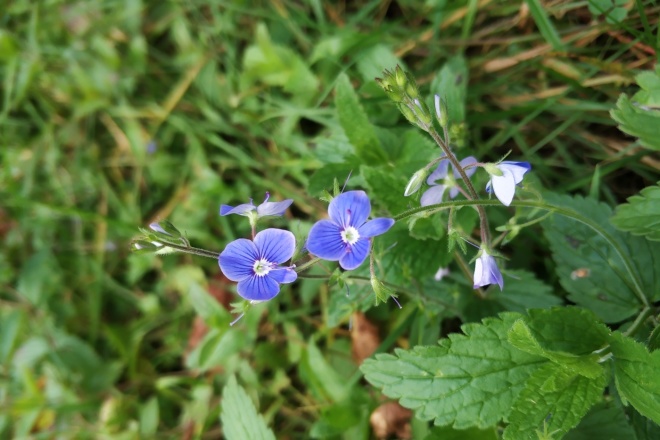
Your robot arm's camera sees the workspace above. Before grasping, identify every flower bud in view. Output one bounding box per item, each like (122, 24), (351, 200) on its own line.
(394, 65), (407, 88)
(404, 168), (429, 196)
(434, 95), (448, 128)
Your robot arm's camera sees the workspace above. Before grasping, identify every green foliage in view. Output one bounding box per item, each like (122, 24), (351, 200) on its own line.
(431, 56), (468, 125)
(2, 0), (659, 437)
(610, 332), (660, 425)
(361, 313), (545, 429)
(588, 0), (629, 24)
(542, 193), (659, 322)
(221, 376), (276, 440)
(611, 65), (660, 151)
(335, 73), (387, 164)
(611, 182), (660, 241)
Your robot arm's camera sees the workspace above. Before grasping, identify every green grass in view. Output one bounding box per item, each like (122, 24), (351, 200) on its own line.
(1, 0), (658, 438)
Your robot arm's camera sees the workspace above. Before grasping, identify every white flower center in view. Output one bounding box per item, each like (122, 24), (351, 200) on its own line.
(253, 258), (273, 276)
(341, 226), (360, 245)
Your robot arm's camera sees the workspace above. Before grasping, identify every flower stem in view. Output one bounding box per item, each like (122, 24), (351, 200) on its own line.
(156, 241), (220, 259)
(426, 127), (491, 246)
(394, 198), (649, 308)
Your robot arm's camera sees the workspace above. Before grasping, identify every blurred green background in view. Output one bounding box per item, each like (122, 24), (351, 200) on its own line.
(1, 0), (658, 438)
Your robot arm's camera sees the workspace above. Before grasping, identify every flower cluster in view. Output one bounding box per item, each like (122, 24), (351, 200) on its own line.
(139, 68), (536, 313)
(215, 191), (393, 302)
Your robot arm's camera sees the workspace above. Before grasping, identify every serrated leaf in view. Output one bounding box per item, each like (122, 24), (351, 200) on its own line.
(507, 308), (609, 379)
(335, 73), (387, 163)
(504, 363), (606, 440)
(425, 425), (498, 440)
(361, 313), (545, 429)
(220, 376), (276, 440)
(431, 56), (468, 124)
(542, 193), (659, 323)
(610, 331), (660, 425)
(564, 401), (637, 440)
(611, 94), (660, 151)
(489, 270), (561, 313)
(611, 182), (660, 241)
(361, 165), (409, 214)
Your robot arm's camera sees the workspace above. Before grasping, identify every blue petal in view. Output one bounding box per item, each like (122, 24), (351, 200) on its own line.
(359, 218), (394, 238)
(339, 238), (370, 270)
(257, 199), (293, 217)
(499, 161), (531, 185)
(454, 156), (478, 180)
(426, 160), (449, 185)
(254, 229), (296, 263)
(328, 191), (370, 228)
(306, 220), (346, 261)
(219, 239), (259, 281)
(420, 185), (447, 206)
(236, 275), (280, 301)
(220, 203), (255, 216)
(269, 267), (297, 284)
(473, 252), (503, 290)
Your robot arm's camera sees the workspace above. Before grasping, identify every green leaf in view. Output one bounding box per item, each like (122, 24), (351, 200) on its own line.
(464, 270), (561, 321)
(542, 193), (659, 323)
(504, 363), (606, 439)
(507, 308), (609, 379)
(610, 331), (660, 425)
(588, 0), (628, 24)
(243, 23), (318, 103)
(220, 376), (276, 440)
(361, 165), (409, 214)
(611, 182), (660, 241)
(188, 282), (231, 328)
(299, 339), (351, 403)
(431, 56), (468, 124)
(335, 73), (386, 163)
(361, 313), (544, 429)
(564, 401), (637, 440)
(425, 425), (498, 440)
(611, 94), (660, 151)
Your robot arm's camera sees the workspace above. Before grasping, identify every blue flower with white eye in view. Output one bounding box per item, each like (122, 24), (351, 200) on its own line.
(473, 249), (503, 291)
(306, 191), (394, 270)
(219, 228), (297, 301)
(220, 192), (293, 218)
(485, 161), (531, 206)
(420, 156), (477, 206)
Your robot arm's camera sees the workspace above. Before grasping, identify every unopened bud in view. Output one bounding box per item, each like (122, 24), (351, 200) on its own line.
(394, 65), (407, 88)
(435, 95), (448, 128)
(398, 102), (418, 126)
(404, 168), (429, 196)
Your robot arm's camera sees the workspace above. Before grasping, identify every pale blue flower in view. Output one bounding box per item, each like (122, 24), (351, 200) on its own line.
(486, 161), (531, 206)
(420, 156), (477, 206)
(473, 250), (503, 290)
(219, 228), (297, 301)
(306, 191), (394, 270)
(220, 192), (293, 218)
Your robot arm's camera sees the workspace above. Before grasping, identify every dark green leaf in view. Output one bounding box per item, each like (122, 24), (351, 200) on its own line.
(220, 376), (276, 440)
(335, 73), (387, 163)
(610, 332), (660, 425)
(542, 193), (658, 322)
(611, 182), (660, 241)
(362, 313), (544, 428)
(431, 56), (468, 124)
(504, 363), (606, 439)
(564, 401), (637, 440)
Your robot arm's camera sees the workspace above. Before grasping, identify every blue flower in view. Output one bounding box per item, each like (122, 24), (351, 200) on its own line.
(420, 156), (477, 206)
(486, 161), (531, 206)
(219, 228), (297, 301)
(473, 250), (503, 290)
(306, 191), (394, 270)
(220, 192), (293, 218)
